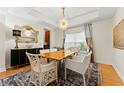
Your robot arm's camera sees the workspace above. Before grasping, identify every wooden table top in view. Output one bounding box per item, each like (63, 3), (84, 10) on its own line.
(40, 50), (75, 61)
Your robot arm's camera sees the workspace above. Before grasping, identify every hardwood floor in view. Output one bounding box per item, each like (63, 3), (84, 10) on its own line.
(0, 64), (124, 86)
(100, 64), (124, 86)
(0, 65), (30, 79)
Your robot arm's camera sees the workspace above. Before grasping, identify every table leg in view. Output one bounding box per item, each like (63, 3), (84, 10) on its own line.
(57, 61), (61, 83)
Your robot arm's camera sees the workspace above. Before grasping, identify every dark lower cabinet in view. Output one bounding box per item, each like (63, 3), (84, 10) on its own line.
(11, 50), (20, 67)
(11, 48), (42, 67)
(19, 49), (26, 65)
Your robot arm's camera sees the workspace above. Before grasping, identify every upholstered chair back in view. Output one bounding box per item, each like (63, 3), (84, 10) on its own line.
(81, 51), (92, 74)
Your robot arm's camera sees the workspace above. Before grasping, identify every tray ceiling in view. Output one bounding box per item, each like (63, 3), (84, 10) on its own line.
(0, 7), (117, 28)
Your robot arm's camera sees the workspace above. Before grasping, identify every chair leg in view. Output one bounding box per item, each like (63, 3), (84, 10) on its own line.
(28, 71), (34, 86)
(28, 72), (38, 86)
(39, 76), (42, 86)
(88, 64), (92, 83)
(56, 78), (58, 84)
(28, 76), (31, 86)
(65, 68), (67, 80)
(83, 74), (86, 86)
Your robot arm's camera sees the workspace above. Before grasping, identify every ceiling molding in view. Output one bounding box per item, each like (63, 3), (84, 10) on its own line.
(67, 24), (84, 30)
(68, 11), (99, 27)
(0, 7), (117, 31)
(29, 9), (58, 27)
(40, 21), (58, 30)
(67, 9), (99, 20)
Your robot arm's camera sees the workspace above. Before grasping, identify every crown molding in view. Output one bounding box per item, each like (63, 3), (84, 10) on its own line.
(68, 9), (99, 20)
(40, 21), (58, 30)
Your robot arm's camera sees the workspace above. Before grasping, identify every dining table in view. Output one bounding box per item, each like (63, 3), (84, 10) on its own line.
(40, 50), (75, 60)
(39, 50), (75, 82)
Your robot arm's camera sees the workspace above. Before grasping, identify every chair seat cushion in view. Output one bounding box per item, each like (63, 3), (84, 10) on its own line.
(33, 62), (56, 73)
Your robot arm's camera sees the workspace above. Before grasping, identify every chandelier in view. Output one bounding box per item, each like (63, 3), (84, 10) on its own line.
(58, 7), (68, 30)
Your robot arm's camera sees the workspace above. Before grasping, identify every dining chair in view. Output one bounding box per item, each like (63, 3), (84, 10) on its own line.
(50, 48), (57, 52)
(26, 52), (58, 86)
(64, 51), (92, 85)
(68, 47), (79, 53)
(73, 52), (86, 59)
(40, 49), (50, 54)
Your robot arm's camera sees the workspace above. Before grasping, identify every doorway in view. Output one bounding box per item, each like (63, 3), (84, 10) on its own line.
(44, 29), (50, 49)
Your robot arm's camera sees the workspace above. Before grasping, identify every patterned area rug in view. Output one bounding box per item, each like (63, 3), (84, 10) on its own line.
(0, 63), (100, 86)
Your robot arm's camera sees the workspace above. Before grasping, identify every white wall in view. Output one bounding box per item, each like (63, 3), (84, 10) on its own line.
(113, 49), (124, 81)
(92, 8), (124, 82)
(55, 30), (64, 48)
(112, 8), (124, 82)
(0, 14), (6, 72)
(92, 19), (113, 65)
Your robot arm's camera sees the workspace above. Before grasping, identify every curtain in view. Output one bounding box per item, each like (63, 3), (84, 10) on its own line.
(84, 24), (94, 62)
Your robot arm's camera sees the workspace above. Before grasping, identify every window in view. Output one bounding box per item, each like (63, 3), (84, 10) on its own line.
(64, 31), (89, 52)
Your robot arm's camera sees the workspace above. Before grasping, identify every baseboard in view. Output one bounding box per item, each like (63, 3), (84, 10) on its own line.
(0, 67), (6, 72)
(6, 64), (11, 69)
(95, 60), (112, 65)
(113, 64), (124, 82)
